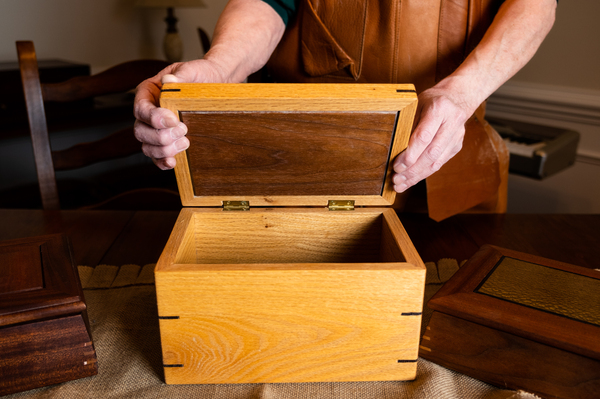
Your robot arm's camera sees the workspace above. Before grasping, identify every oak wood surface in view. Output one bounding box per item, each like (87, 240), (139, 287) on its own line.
(160, 83), (417, 207)
(155, 205), (426, 384)
(420, 312), (600, 399)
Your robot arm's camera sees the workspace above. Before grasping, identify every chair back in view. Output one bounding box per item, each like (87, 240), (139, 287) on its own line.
(17, 41), (175, 210)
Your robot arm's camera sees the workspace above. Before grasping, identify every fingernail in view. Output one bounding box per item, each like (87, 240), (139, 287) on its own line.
(164, 158), (176, 169)
(393, 174), (407, 185)
(170, 124), (186, 140)
(395, 183), (407, 193)
(395, 162), (407, 172)
(175, 137), (189, 151)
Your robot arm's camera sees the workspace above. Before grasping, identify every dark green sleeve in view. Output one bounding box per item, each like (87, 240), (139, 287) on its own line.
(261, 0), (297, 25)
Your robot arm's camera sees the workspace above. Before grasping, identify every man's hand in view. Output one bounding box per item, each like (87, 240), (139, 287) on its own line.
(392, 0), (555, 193)
(132, 0), (286, 170)
(392, 84), (473, 193)
(133, 60), (226, 170)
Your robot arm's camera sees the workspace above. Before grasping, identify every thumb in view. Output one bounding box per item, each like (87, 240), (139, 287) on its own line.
(161, 73), (183, 84)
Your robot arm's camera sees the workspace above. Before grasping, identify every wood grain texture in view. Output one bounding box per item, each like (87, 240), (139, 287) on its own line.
(160, 83), (417, 207)
(0, 314), (97, 396)
(17, 41), (59, 210)
(0, 234), (85, 327)
(421, 312), (600, 399)
(0, 233), (97, 395)
(182, 112), (396, 198)
(160, 83), (417, 111)
(155, 207), (425, 384)
(156, 268), (424, 384)
(427, 245), (600, 361)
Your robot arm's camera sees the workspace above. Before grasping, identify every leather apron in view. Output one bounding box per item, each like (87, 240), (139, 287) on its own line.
(265, 0), (509, 221)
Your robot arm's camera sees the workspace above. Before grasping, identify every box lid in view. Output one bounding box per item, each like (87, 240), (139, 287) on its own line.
(0, 234), (86, 327)
(427, 245), (600, 361)
(159, 83), (417, 208)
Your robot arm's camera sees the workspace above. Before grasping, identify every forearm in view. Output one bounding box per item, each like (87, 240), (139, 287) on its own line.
(204, 0), (286, 83)
(435, 0), (556, 114)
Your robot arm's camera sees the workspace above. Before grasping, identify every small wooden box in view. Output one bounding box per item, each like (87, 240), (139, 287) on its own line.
(156, 84), (425, 384)
(0, 234), (97, 396)
(420, 245), (600, 399)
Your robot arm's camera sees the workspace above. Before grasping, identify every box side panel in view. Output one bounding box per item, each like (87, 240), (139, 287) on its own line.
(187, 209), (383, 264)
(156, 268), (424, 384)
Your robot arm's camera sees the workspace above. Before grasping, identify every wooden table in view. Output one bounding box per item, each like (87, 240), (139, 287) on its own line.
(0, 209), (598, 269)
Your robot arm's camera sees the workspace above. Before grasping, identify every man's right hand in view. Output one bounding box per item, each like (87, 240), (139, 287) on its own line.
(133, 0), (287, 169)
(133, 60), (228, 170)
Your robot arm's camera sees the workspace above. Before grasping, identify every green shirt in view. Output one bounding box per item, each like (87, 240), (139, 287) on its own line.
(262, 0), (297, 25)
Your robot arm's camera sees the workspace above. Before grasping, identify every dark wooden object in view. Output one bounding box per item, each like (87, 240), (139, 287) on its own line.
(0, 234), (97, 395)
(16, 40), (178, 210)
(183, 111), (397, 197)
(420, 245), (600, 399)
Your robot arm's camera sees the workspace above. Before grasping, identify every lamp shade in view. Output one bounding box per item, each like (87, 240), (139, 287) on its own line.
(135, 0), (206, 7)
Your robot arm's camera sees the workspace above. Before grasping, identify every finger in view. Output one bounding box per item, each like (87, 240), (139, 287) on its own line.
(393, 110), (441, 174)
(134, 119), (187, 146)
(393, 125), (464, 192)
(152, 156), (177, 170)
(141, 136), (190, 161)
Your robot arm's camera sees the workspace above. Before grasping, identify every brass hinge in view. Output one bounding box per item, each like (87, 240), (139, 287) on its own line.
(223, 201), (250, 211)
(328, 200), (355, 211)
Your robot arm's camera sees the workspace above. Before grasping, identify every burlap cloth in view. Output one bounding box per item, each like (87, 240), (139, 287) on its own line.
(6, 261), (540, 399)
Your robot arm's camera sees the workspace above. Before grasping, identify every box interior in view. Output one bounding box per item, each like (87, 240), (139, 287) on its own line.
(172, 210), (406, 265)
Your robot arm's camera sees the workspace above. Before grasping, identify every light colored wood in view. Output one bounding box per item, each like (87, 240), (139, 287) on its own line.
(155, 207), (426, 384)
(155, 84), (424, 384)
(160, 83), (417, 111)
(381, 100), (418, 204)
(160, 83), (418, 207)
(156, 267), (424, 384)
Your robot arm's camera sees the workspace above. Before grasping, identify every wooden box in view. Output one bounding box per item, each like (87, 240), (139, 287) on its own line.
(0, 234), (97, 396)
(156, 83), (425, 384)
(420, 245), (600, 399)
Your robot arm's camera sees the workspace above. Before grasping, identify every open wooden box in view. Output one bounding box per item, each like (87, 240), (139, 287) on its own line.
(156, 84), (425, 384)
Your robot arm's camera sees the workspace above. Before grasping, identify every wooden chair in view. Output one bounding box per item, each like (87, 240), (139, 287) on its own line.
(16, 40), (180, 210)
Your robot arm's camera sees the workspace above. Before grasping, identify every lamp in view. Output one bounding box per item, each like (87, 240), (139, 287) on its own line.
(136, 0), (207, 63)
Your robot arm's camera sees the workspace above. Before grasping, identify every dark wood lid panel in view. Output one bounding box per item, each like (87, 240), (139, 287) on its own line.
(182, 111), (397, 198)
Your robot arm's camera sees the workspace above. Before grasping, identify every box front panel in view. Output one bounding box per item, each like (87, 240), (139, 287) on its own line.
(156, 268), (424, 384)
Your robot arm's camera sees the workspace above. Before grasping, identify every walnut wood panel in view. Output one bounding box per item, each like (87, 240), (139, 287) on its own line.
(182, 111), (396, 198)
(160, 83), (417, 207)
(427, 245), (600, 361)
(421, 312), (600, 399)
(0, 314), (97, 396)
(0, 234), (86, 327)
